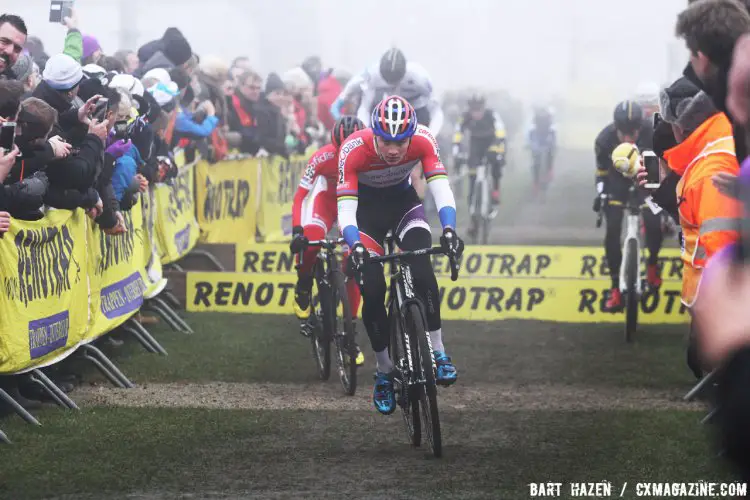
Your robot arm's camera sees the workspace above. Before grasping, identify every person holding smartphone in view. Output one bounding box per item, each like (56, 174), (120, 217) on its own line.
(638, 82), (742, 380)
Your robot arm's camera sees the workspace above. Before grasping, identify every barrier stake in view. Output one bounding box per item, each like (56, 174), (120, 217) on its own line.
(146, 297), (194, 334)
(124, 319), (168, 355)
(79, 345), (135, 388)
(0, 388), (40, 426)
(28, 369), (79, 410)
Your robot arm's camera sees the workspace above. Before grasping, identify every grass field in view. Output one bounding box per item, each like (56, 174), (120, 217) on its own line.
(0, 313), (735, 500)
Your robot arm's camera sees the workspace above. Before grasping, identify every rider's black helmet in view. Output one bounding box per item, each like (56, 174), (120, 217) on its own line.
(468, 94), (486, 111)
(331, 115), (365, 149)
(379, 48), (407, 85)
(613, 100), (644, 135)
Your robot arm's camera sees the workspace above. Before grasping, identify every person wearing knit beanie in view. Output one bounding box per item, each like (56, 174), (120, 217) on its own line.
(82, 35), (103, 65)
(265, 72), (285, 96)
(162, 28), (192, 67)
(42, 54), (83, 92)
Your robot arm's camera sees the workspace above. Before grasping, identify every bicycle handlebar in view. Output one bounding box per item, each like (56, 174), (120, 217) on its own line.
(304, 238), (346, 251)
(369, 246), (460, 282)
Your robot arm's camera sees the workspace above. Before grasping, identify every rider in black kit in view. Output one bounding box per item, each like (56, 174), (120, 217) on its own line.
(593, 100), (664, 311)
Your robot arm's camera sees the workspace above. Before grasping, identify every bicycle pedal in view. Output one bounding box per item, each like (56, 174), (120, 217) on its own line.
(299, 322), (313, 338)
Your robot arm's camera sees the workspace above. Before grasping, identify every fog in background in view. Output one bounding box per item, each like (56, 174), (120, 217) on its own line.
(7, 0), (688, 104)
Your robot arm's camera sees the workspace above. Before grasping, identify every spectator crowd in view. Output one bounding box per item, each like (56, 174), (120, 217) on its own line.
(0, 7), (361, 235)
(0, 6), (364, 411)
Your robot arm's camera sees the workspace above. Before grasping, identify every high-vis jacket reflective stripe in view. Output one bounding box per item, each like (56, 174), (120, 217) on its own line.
(667, 114), (741, 306)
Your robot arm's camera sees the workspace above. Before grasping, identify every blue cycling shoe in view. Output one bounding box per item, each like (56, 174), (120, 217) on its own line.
(373, 371), (396, 415)
(434, 351), (457, 386)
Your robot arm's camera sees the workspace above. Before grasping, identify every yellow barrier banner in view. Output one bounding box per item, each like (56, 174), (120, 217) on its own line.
(194, 158), (258, 244)
(431, 245), (683, 281)
(87, 201), (149, 339)
(141, 190), (168, 298)
(185, 272), (688, 324)
(257, 151), (314, 243)
(0, 209), (90, 373)
(236, 243), (295, 273)
(154, 163), (199, 264)
(234, 243), (683, 281)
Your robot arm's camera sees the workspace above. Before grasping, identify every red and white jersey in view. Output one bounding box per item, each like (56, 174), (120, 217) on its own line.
(292, 143), (339, 228)
(336, 125), (457, 246)
(337, 125), (448, 194)
(298, 143), (338, 191)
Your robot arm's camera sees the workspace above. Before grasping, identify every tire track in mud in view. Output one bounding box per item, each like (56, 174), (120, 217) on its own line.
(74, 381), (704, 412)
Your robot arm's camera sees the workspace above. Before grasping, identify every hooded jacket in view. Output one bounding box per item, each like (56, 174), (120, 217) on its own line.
(662, 111), (741, 305)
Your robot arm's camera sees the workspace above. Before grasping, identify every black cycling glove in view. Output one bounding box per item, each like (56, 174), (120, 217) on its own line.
(289, 225), (307, 254)
(347, 242), (369, 277)
(440, 227), (465, 259)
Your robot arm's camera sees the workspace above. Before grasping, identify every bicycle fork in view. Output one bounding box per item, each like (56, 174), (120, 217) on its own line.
(619, 213), (643, 296)
(468, 165), (490, 218)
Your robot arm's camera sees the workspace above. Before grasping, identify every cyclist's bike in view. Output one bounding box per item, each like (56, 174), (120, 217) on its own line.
(467, 163), (496, 245)
(596, 185), (645, 342)
(531, 146), (554, 200)
(365, 232), (460, 458)
(298, 238), (358, 395)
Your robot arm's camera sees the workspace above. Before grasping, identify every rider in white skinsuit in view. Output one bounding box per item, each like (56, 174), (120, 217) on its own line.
(330, 48), (444, 136)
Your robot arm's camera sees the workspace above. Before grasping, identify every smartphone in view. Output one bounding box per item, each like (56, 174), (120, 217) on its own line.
(643, 150), (660, 189)
(0, 122), (16, 151)
(49, 0), (74, 24)
(91, 98), (109, 122)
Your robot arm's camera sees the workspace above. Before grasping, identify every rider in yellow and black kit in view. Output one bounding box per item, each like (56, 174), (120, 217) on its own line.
(452, 94), (506, 211)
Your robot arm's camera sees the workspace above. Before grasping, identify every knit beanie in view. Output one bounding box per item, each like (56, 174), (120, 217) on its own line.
(162, 28), (192, 67)
(42, 54), (83, 91)
(265, 72), (285, 95)
(82, 35), (102, 60)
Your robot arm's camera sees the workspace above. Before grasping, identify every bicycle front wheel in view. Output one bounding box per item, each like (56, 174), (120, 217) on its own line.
(332, 270), (357, 396)
(311, 263), (332, 380)
(624, 239), (639, 343)
(406, 303), (442, 458)
(390, 302), (421, 447)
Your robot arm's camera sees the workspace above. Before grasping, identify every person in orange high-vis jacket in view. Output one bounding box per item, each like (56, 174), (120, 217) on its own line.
(658, 86), (741, 379)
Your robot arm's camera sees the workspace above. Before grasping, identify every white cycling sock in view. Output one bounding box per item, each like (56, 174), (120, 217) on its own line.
(430, 329), (445, 353)
(375, 349), (393, 373)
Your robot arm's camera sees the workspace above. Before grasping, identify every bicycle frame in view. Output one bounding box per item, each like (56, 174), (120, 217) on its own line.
(383, 239), (429, 381)
(468, 164), (491, 219)
(370, 235), (460, 382)
(618, 187), (644, 296)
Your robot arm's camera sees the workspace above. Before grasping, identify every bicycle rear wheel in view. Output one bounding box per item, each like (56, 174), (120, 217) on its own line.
(389, 302), (421, 447)
(624, 239), (639, 343)
(332, 269), (357, 396)
(406, 303), (442, 458)
(311, 262), (332, 380)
